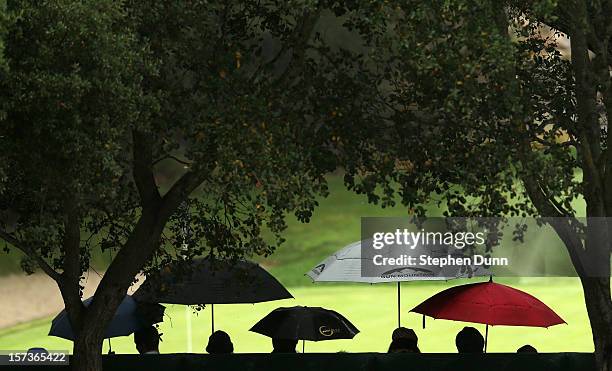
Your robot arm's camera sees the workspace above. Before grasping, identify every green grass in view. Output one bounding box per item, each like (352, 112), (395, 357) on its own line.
(0, 279), (594, 353)
(257, 176), (444, 286)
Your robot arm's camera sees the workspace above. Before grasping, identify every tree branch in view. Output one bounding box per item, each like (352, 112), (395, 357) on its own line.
(514, 112), (588, 274)
(133, 130), (162, 206)
(568, 1), (606, 217)
(515, 0), (612, 67)
(152, 154), (193, 167)
(87, 168), (209, 323)
(605, 0), (612, 37)
(160, 170), (209, 219)
(603, 87), (612, 215)
(60, 199), (83, 311)
(0, 229), (62, 281)
(270, 8), (322, 87)
(520, 172), (589, 275)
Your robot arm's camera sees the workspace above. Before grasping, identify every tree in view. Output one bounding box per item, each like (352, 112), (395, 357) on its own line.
(0, 1), (342, 370)
(321, 1), (612, 369)
(0, 0), (9, 121)
(5, 0), (608, 369)
(0, 0), (6, 68)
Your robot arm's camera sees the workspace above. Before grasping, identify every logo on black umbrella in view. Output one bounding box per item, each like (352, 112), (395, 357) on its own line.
(318, 326), (340, 336)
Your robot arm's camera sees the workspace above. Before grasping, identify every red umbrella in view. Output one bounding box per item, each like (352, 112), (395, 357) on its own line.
(411, 278), (566, 351)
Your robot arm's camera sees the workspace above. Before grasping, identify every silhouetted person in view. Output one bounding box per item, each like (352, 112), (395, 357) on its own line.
(272, 338), (298, 353)
(206, 330), (234, 354)
(388, 337), (420, 353)
(388, 327), (420, 353)
(134, 326), (160, 354)
(517, 344), (537, 353)
(26, 348), (49, 355)
(503, 345), (549, 371)
(392, 327), (418, 342)
(455, 326), (484, 353)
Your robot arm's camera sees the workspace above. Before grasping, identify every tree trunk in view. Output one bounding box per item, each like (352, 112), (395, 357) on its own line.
(581, 277), (612, 371)
(71, 326), (105, 371)
(58, 160), (192, 370)
(65, 209), (168, 371)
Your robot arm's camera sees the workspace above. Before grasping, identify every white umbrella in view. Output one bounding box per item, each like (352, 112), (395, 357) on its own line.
(306, 240), (489, 327)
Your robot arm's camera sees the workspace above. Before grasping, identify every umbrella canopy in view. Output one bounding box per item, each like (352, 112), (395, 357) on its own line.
(133, 258), (292, 305)
(306, 240), (490, 327)
(134, 258), (292, 335)
(307, 241), (490, 283)
(411, 279), (566, 327)
(250, 306), (359, 341)
(49, 295), (165, 340)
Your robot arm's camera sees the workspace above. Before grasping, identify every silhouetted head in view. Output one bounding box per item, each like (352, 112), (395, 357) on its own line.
(455, 327), (484, 353)
(388, 337), (420, 353)
(26, 348), (49, 355)
(392, 327), (418, 342)
(206, 330), (234, 354)
(517, 344), (537, 353)
(134, 326), (160, 354)
(272, 338), (298, 353)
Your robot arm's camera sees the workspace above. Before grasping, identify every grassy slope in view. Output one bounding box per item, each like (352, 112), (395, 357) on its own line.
(259, 176), (444, 286)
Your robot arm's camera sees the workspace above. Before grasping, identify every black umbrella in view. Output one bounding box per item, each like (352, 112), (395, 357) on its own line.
(133, 258), (293, 332)
(250, 306), (360, 352)
(49, 295), (164, 352)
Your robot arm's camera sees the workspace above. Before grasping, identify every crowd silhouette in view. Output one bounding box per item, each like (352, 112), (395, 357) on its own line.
(132, 325), (537, 354)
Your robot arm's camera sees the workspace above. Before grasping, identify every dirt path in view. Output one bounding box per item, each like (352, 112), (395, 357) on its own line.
(0, 271), (109, 329)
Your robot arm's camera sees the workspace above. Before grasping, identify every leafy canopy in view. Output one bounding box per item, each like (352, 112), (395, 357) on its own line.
(0, 0), (350, 279)
(324, 0), (594, 222)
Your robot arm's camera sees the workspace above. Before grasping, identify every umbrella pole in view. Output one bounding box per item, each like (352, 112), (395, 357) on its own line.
(397, 281), (401, 327)
(302, 340), (305, 353)
(484, 324), (489, 353)
(186, 306), (193, 353)
(107, 338), (112, 354)
(211, 304), (215, 334)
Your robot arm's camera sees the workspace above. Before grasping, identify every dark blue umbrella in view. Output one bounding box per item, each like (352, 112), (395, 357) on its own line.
(49, 295), (165, 341)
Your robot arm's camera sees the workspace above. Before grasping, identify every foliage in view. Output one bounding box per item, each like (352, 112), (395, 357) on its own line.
(122, 0), (336, 269)
(317, 0), (584, 221)
(0, 0), (6, 71)
(315, 1), (612, 368)
(0, 3), (348, 367)
(0, 0), (9, 125)
(0, 0), (342, 281)
(1, 0), (611, 369)
(1, 0), (148, 274)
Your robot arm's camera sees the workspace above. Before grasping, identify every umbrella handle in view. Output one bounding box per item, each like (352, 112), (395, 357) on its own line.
(211, 304), (215, 334)
(484, 324), (489, 353)
(397, 282), (401, 328)
(186, 306), (193, 353)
